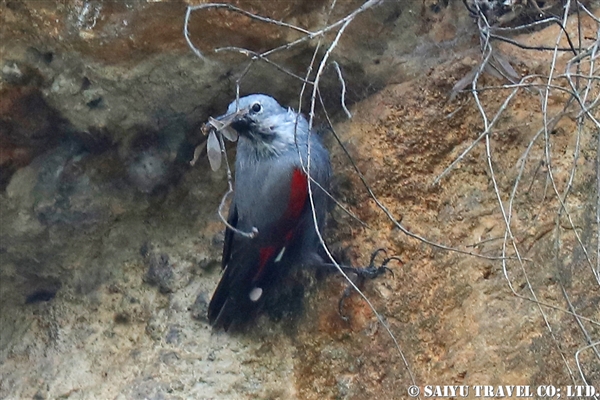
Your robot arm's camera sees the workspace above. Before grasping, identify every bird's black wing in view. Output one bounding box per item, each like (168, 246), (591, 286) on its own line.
(207, 202), (240, 327)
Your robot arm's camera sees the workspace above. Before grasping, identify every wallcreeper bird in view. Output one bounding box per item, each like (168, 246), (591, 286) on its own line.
(208, 94), (331, 330)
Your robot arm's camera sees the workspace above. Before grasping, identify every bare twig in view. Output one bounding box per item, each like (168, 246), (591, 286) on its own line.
(332, 61), (352, 118)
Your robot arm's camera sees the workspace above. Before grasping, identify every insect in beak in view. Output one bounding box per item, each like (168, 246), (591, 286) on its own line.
(192, 106), (249, 170)
(203, 106), (251, 141)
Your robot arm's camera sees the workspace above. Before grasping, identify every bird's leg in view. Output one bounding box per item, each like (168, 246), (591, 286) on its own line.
(320, 248), (399, 321)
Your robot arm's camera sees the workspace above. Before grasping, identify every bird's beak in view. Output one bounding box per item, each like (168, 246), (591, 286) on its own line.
(216, 106), (255, 138)
(205, 107), (250, 142)
(215, 107), (247, 125)
(229, 114), (254, 136)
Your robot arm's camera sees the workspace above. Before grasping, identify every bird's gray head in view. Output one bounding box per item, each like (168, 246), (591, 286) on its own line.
(219, 94), (309, 158)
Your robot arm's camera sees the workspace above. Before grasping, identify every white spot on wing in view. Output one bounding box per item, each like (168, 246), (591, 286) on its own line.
(274, 247), (286, 263)
(249, 287), (263, 302)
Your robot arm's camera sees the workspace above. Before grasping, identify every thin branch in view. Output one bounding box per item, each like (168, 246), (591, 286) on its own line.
(332, 61), (352, 118)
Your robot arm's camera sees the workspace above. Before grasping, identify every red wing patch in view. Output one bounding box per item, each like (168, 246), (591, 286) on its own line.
(285, 230), (294, 242)
(287, 168), (308, 220)
(254, 246), (276, 282)
(252, 169), (308, 283)
(259, 246), (275, 269)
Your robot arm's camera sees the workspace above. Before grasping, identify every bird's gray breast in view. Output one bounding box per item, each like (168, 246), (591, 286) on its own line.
(233, 152), (297, 232)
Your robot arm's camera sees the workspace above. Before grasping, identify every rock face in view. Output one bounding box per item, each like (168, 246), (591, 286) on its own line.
(1, 0), (599, 398)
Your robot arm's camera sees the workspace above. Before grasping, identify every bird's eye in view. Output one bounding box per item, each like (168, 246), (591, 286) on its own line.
(251, 103), (262, 113)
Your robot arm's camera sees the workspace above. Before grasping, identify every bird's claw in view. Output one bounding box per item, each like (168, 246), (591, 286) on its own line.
(337, 249), (402, 321)
(351, 264), (394, 280)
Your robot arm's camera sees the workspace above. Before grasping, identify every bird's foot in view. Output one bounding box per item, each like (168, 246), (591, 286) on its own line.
(335, 248), (400, 322)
